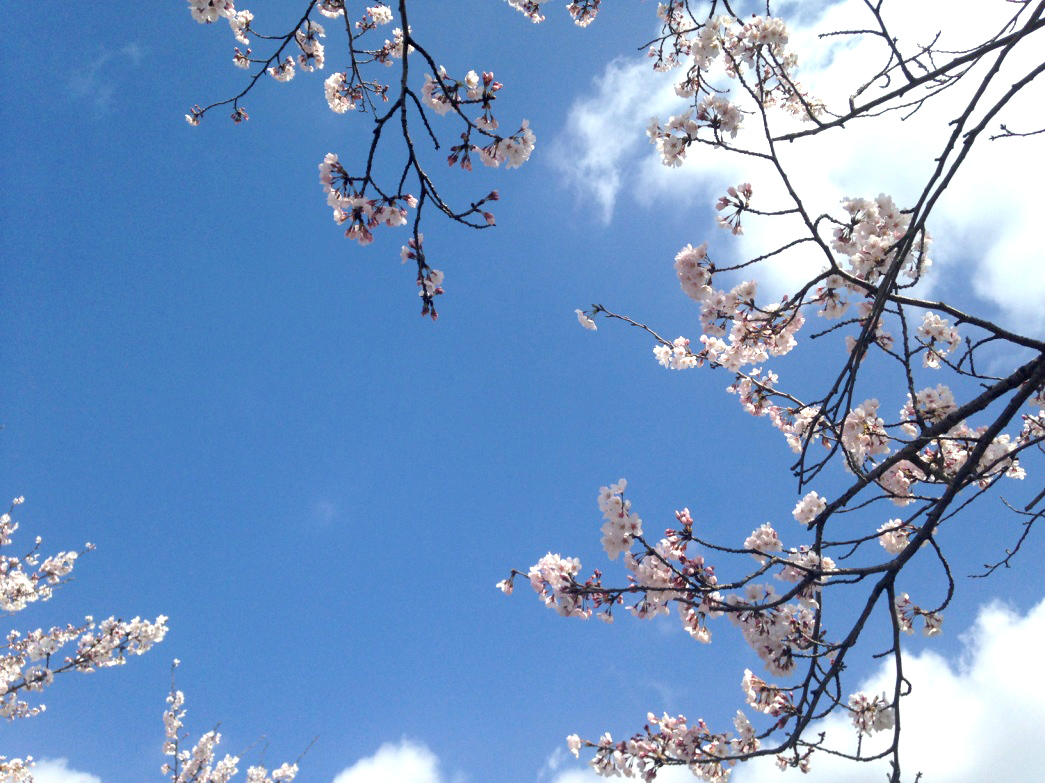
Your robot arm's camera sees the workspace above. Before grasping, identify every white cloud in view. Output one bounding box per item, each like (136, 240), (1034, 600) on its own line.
(32, 759), (102, 783)
(331, 740), (443, 783)
(545, 599), (1045, 783)
(550, 60), (671, 223)
(553, 1), (1045, 328)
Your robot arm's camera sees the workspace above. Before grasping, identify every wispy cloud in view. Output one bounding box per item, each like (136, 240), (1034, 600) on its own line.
(552, 0), (1044, 329)
(67, 43), (144, 113)
(311, 498), (340, 526)
(549, 59), (670, 224)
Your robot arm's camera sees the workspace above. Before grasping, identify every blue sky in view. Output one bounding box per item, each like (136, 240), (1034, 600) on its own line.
(3, 2), (1044, 782)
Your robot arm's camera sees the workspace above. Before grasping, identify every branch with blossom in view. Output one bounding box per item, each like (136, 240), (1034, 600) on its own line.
(1, 498), (299, 782)
(189, 1), (1045, 780)
(510, 3), (1044, 781)
(0, 498), (168, 779)
(186, 0), (545, 318)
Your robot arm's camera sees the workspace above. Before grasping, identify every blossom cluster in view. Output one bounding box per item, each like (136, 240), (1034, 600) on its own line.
(2, 498), (168, 774)
(847, 691), (895, 735)
(900, 384), (958, 435)
(653, 337), (698, 370)
(644, 10), (824, 166)
(187, 1), (553, 311)
(690, 280), (804, 373)
(877, 519), (916, 554)
(318, 153), (415, 246)
(715, 183), (752, 236)
(598, 480), (642, 560)
(504, 0), (602, 27)
(419, 65), (537, 170)
(832, 194), (933, 285)
(501, 458), (978, 776)
(632, 201), (1027, 510)
(163, 674), (299, 783)
(917, 312), (960, 369)
(577, 709), (760, 783)
(893, 593), (943, 636)
(674, 242), (712, 302)
(647, 95), (743, 167)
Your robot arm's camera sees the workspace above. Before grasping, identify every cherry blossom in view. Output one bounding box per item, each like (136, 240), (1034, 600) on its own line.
(791, 491), (826, 526)
(877, 519), (915, 554)
(187, 4), (1045, 780)
(848, 692), (895, 735)
(674, 242), (713, 302)
(917, 312), (960, 369)
(743, 523), (783, 562)
(162, 666), (298, 783)
(1, 497), (167, 773)
(575, 309), (598, 331)
(653, 337), (698, 370)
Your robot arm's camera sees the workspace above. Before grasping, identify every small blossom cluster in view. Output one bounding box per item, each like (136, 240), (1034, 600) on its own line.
(187, 1), (240, 27)
(163, 678), (298, 783)
(813, 274), (850, 319)
(674, 242), (713, 302)
(792, 491), (826, 526)
(474, 120), (537, 169)
(504, 0), (602, 27)
(575, 309), (598, 331)
(848, 691), (895, 735)
(715, 183), (752, 235)
(647, 95), (743, 166)
(877, 519), (916, 554)
(421, 67), (488, 118)
(400, 234), (445, 319)
(324, 72), (364, 114)
(775, 547), (835, 608)
(653, 337), (698, 370)
(356, 4), (393, 30)
(419, 66), (537, 170)
(0, 757), (33, 782)
(910, 420), (1025, 489)
(777, 405), (829, 454)
(878, 460), (922, 506)
(917, 312), (960, 369)
(841, 398), (891, 468)
(893, 593), (943, 636)
(656, 275), (802, 376)
(742, 669), (795, 717)
(318, 153), (416, 245)
(579, 710), (754, 783)
(743, 523), (782, 562)
(727, 367), (778, 417)
(598, 480), (642, 560)
(526, 552), (589, 617)
(843, 300), (894, 354)
(832, 194), (933, 284)
(727, 584), (819, 675)
(900, 384), (958, 435)
(693, 281), (805, 372)
(293, 20), (326, 73)
(263, 18), (326, 81)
